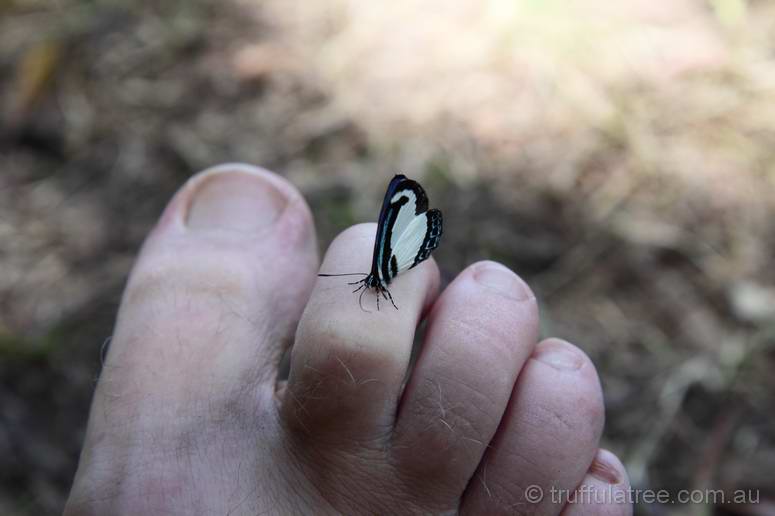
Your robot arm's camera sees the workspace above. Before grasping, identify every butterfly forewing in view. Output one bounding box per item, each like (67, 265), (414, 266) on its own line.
(372, 175), (442, 286)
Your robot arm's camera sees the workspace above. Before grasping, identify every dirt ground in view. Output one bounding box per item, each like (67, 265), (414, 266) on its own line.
(1, 1), (775, 514)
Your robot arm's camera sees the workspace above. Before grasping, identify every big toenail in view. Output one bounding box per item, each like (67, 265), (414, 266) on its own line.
(533, 341), (584, 371)
(473, 262), (532, 301)
(186, 169), (288, 231)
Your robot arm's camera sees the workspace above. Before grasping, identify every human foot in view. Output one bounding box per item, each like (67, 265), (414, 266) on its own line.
(65, 164), (632, 515)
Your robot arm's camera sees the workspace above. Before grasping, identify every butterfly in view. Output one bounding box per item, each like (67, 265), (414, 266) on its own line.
(319, 174), (443, 311)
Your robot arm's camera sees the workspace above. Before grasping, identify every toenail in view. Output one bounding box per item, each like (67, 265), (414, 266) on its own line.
(186, 169), (288, 231)
(589, 449), (623, 484)
(533, 340), (585, 371)
(473, 262), (532, 301)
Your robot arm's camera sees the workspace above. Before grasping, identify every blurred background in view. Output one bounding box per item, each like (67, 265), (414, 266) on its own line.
(2, 0), (775, 514)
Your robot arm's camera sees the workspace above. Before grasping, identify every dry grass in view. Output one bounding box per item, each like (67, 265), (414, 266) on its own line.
(1, 0), (774, 514)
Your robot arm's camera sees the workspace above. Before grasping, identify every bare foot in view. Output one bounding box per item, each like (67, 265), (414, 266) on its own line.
(65, 164), (632, 515)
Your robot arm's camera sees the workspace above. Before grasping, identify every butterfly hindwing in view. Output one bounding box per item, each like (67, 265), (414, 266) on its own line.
(390, 208), (443, 274)
(411, 208), (443, 268)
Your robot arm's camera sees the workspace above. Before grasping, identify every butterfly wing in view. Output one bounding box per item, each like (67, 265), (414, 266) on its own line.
(371, 175), (442, 285)
(392, 208), (442, 273)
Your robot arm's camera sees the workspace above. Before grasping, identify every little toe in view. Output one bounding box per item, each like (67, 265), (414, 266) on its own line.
(460, 338), (605, 516)
(561, 449), (632, 516)
(282, 223), (440, 444)
(391, 261), (539, 508)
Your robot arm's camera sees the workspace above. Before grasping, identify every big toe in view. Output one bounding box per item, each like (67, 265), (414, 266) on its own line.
(68, 164), (319, 514)
(86, 163), (318, 446)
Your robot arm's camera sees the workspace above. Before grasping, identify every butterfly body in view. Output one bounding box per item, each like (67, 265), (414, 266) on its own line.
(320, 174), (443, 311)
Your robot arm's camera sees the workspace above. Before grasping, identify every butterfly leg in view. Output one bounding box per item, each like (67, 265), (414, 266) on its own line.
(351, 282), (366, 294)
(357, 286), (371, 313)
(383, 287), (398, 310)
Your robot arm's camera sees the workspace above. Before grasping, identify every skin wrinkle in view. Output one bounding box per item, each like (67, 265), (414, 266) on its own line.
(285, 358), (399, 447)
(403, 372), (503, 443)
(286, 391), (313, 435)
(398, 397), (459, 439)
(542, 404), (579, 435)
(364, 470), (441, 515)
(226, 458), (256, 516)
(282, 429), (401, 515)
(130, 288), (275, 411)
(473, 474), (530, 513)
(276, 432), (337, 514)
(412, 317), (535, 428)
(67, 455), (127, 509)
(514, 365), (602, 437)
(390, 421), (490, 507)
(131, 237), (297, 326)
(235, 327), (282, 389)
(440, 313), (525, 368)
(410, 394), (484, 455)
(502, 445), (549, 481)
(293, 363), (354, 406)
(295, 374), (326, 403)
(210, 440), (241, 514)
(434, 371), (504, 420)
(117, 452), (179, 513)
(159, 424), (247, 512)
(515, 410), (582, 462)
(214, 288), (258, 333)
(480, 424), (597, 512)
(293, 355), (397, 415)
(396, 350), (513, 428)
(393, 447), (473, 510)
(532, 389), (604, 448)
(125, 257), (254, 313)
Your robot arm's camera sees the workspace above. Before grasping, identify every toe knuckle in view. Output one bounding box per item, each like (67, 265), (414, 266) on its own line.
(126, 246), (255, 306)
(296, 319), (399, 383)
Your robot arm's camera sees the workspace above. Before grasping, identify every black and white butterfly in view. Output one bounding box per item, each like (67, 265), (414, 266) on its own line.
(319, 174), (443, 311)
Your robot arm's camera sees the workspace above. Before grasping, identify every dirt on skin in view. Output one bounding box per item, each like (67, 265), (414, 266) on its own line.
(1, 1), (774, 514)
